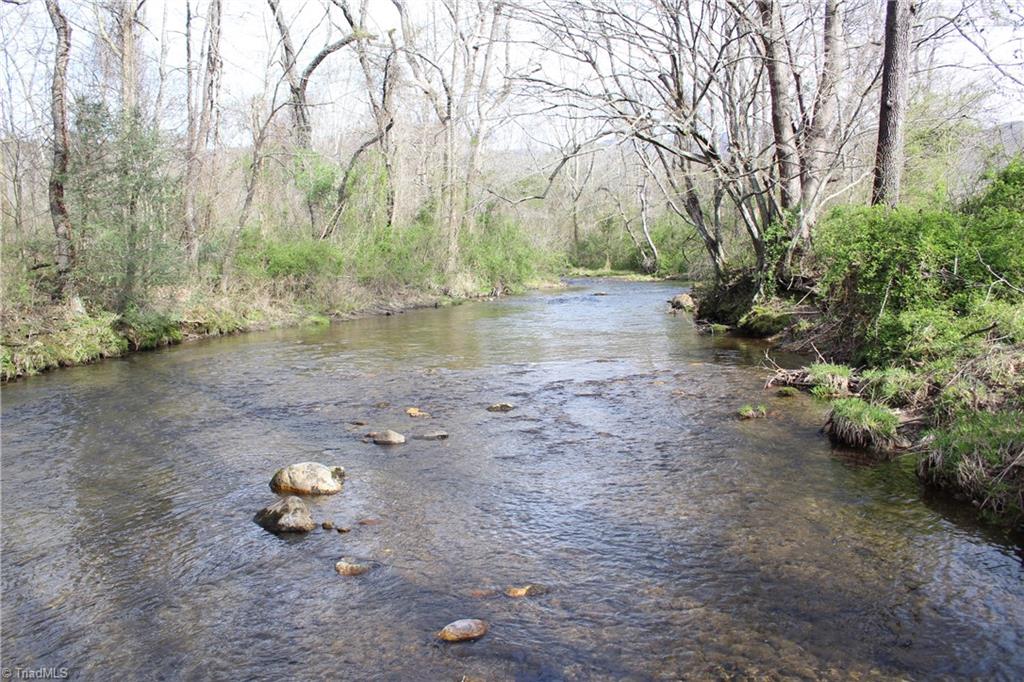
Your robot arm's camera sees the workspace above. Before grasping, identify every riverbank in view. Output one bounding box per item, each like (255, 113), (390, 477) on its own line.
(0, 276), (565, 383)
(693, 160), (1024, 528)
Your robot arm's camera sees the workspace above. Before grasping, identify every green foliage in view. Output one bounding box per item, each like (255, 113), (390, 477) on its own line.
(293, 150), (340, 209)
(960, 157), (1024, 286)
(738, 404), (768, 419)
(236, 231), (345, 281)
(923, 411), (1024, 523)
(351, 221), (439, 288)
(304, 313), (331, 326)
(807, 363), (852, 396)
(776, 386), (800, 398)
(815, 159), (1024, 365)
(1, 311), (128, 381)
(119, 308), (183, 350)
(68, 97), (183, 309)
(738, 303), (794, 337)
(572, 216), (637, 271)
(827, 397), (901, 450)
(859, 367), (926, 407)
(900, 94), (981, 206)
(649, 214), (702, 277)
(461, 215), (555, 292)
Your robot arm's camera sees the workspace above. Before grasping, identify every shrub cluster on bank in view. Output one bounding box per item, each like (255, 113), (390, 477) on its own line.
(762, 159), (1024, 526)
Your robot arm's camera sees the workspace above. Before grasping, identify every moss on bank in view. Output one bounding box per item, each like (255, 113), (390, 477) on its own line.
(0, 284), (462, 383)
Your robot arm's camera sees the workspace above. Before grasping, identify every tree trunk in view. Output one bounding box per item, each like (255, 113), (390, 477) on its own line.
(872, 0), (914, 207)
(798, 0), (842, 238)
(757, 0), (801, 212)
(184, 0), (222, 268)
(45, 0), (74, 298)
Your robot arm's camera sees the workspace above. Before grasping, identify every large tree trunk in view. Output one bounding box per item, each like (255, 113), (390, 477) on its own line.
(872, 0), (914, 207)
(113, 0), (143, 312)
(757, 0), (801, 212)
(45, 0), (74, 298)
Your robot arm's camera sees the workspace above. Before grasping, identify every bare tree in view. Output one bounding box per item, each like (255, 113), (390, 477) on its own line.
(45, 0), (74, 297)
(324, 0), (398, 236)
(872, 0), (915, 206)
(391, 0), (515, 275)
(266, 0), (364, 149)
(184, 0), (222, 268)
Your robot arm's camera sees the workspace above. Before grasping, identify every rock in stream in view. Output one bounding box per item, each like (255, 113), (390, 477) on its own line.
(269, 462), (345, 495)
(254, 496), (316, 533)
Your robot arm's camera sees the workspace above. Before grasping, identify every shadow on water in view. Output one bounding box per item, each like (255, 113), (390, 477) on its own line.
(2, 279), (1022, 679)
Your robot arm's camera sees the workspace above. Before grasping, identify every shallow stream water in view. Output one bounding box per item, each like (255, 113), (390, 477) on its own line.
(2, 280), (1022, 680)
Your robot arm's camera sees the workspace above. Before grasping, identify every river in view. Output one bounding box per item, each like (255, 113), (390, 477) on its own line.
(2, 280), (1022, 680)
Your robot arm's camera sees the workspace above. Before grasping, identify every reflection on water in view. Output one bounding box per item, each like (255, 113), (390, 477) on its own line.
(2, 280), (1022, 679)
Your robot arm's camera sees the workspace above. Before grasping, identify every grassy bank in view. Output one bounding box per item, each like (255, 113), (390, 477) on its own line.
(1, 217), (566, 382)
(0, 283), (446, 382)
(740, 159), (1024, 527)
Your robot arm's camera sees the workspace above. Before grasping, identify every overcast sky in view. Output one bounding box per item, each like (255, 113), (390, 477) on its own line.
(2, 0), (1022, 148)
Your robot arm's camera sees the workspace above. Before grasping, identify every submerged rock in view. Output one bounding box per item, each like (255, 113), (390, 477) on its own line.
(269, 462), (345, 495)
(487, 402), (515, 412)
(416, 429), (449, 441)
(593, 291), (608, 296)
(369, 429), (406, 445)
(438, 619), (489, 642)
(669, 293), (695, 311)
(335, 557), (371, 576)
(254, 496), (316, 533)
(322, 520), (335, 530)
(405, 407), (430, 418)
(504, 584), (548, 598)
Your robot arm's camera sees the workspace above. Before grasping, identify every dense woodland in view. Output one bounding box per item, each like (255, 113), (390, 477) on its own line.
(1, 0), (1023, 523)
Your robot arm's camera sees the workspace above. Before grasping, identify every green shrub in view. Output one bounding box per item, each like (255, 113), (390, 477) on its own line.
(814, 158), (1024, 366)
(236, 231), (345, 281)
(120, 308), (183, 350)
(859, 367), (926, 407)
(461, 216), (547, 292)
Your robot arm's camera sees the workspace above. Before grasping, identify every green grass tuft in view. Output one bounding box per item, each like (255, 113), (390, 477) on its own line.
(921, 411), (1024, 523)
(826, 397), (901, 451)
(738, 404), (768, 419)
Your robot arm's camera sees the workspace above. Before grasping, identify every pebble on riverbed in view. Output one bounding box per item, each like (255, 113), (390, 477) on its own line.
(335, 557), (371, 576)
(487, 402), (515, 412)
(437, 619), (489, 642)
(504, 584), (548, 598)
